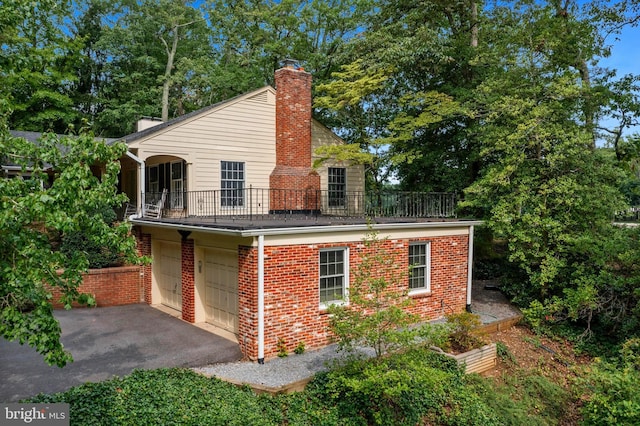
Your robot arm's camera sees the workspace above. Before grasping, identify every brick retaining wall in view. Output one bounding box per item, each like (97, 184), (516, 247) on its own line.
(50, 265), (143, 309)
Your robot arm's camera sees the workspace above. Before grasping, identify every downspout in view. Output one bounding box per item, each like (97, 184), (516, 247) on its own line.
(258, 234), (265, 364)
(466, 225), (475, 312)
(126, 150), (145, 216)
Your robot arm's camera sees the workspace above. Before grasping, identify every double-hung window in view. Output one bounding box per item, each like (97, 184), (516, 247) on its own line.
(221, 161), (244, 207)
(319, 248), (348, 307)
(328, 167), (346, 208)
(409, 242), (431, 293)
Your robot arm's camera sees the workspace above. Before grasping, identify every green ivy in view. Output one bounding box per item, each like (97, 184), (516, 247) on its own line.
(29, 369), (282, 426)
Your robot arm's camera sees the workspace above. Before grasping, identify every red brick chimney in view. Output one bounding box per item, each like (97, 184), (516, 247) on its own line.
(269, 64), (321, 212)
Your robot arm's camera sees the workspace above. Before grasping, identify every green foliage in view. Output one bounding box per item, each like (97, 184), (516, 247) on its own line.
(578, 340), (640, 425)
(445, 312), (486, 353)
(415, 321), (452, 350)
(496, 341), (518, 365)
(295, 347), (500, 426)
(59, 205), (123, 269)
(467, 370), (574, 426)
(327, 229), (419, 357)
(277, 338), (288, 358)
(25, 355), (585, 426)
(0, 129), (140, 366)
(293, 341), (305, 355)
(519, 225), (640, 343)
(29, 368), (282, 425)
(460, 1), (640, 344)
(0, 0), (82, 132)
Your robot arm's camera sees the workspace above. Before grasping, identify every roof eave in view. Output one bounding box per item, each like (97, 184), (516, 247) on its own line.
(129, 218), (483, 237)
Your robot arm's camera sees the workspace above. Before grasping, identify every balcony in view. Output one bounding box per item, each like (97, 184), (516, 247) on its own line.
(137, 188), (457, 222)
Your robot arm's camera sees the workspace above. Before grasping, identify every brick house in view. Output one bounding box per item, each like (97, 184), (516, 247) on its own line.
(119, 64), (481, 362)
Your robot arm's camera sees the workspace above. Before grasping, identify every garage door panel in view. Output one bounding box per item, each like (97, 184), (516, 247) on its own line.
(204, 249), (238, 332)
(157, 242), (182, 311)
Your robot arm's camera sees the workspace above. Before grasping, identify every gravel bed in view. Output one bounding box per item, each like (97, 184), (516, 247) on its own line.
(194, 286), (519, 389)
(194, 344), (375, 389)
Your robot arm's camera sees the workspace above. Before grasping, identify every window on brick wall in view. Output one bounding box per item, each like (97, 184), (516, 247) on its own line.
(319, 248), (349, 307)
(409, 242), (430, 293)
(221, 161), (244, 207)
(328, 167), (346, 207)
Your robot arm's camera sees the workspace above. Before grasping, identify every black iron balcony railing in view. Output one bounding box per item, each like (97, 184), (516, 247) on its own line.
(139, 188), (457, 220)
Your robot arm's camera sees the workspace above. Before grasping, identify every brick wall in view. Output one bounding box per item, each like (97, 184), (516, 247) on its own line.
(274, 66), (312, 168)
(238, 246), (258, 358)
(50, 265), (143, 309)
(181, 239), (195, 323)
(135, 231), (152, 304)
(239, 234), (469, 360)
(269, 66), (320, 211)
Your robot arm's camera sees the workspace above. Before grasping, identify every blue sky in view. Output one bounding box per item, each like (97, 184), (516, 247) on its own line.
(601, 23), (639, 79)
(597, 22), (640, 141)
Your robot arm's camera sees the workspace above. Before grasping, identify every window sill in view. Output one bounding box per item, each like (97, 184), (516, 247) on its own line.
(319, 301), (347, 312)
(409, 289), (432, 299)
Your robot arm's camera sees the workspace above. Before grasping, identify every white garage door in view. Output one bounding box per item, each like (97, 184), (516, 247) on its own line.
(204, 248), (238, 332)
(156, 241), (182, 311)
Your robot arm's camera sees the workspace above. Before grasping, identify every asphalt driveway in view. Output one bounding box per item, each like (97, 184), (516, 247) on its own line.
(0, 304), (242, 402)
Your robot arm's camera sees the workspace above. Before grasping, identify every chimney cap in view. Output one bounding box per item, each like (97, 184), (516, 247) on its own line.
(281, 58), (301, 69)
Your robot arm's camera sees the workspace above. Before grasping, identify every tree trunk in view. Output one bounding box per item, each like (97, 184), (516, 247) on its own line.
(470, 0), (478, 48)
(161, 25), (179, 122)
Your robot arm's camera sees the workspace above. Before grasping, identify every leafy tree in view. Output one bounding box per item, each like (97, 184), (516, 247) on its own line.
(92, 0), (211, 135)
(0, 125), (139, 367)
(313, 0), (482, 193)
(67, 0), (118, 131)
(327, 230), (419, 357)
(0, 0), (82, 132)
(203, 0), (367, 88)
(462, 1), (629, 326)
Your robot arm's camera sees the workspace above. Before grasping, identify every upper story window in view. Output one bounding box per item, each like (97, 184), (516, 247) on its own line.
(319, 248), (349, 308)
(221, 161), (244, 207)
(328, 167), (346, 207)
(409, 242), (431, 293)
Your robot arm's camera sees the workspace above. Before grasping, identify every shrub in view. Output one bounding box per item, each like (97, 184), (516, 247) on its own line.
(579, 339), (640, 425)
(300, 347), (501, 426)
(445, 312), (486, 353)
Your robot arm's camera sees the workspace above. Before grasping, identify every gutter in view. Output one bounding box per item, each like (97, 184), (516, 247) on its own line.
(466, 225), (475, 312)
(125, 150), (145, 217)
(258, 235), (265, 364)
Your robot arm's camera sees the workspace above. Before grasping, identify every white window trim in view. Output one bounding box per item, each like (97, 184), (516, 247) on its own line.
(327, 167), (347, 208)
(409, 241), (431, 295)
(319, 247), (349, 310)
(220, 160), (245, 208)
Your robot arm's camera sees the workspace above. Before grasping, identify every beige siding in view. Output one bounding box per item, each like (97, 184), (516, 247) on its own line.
(125, 88), (363, 215)
(129, 88), (276, 192)
(311, 121), (365, 194)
